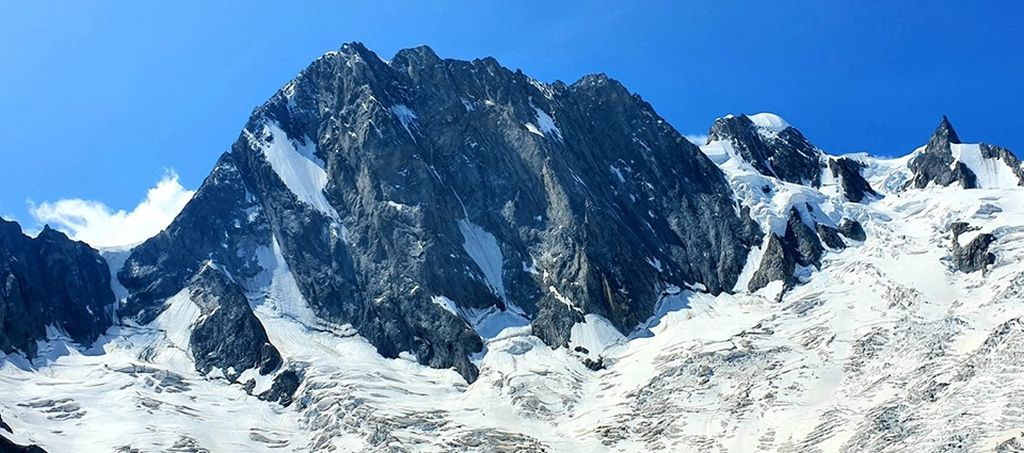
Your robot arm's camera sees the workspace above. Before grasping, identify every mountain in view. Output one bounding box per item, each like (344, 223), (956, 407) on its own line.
(907, 115), (1024, 189)
(707, 112), (824, 186)
(4, 43), (1024, 452)
(117, 42), (760, 382)
(0, 219), (113, 358)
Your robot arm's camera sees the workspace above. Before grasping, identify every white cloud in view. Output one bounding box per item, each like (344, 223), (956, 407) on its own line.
(30, 170), (195, 248)
(684, 134), (709, 146)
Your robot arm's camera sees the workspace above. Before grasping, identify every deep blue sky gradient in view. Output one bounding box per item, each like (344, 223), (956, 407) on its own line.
(2, 1), (1021, 222)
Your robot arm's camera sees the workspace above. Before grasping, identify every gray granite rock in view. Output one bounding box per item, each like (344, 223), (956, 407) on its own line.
(186, 264), (282, 379)
(785, 209), (824, 268)
(979, 143), (1024, 185)
(838, 218), (867, 242)
(749, 209), (825, 292)
(828, 157), (878, 202)
(118, 43), (759, 381)
(0, 219), (114, 357)
(903, 116), (1021, 190)
(816, 224), (846, 250)
(748, 234), (796, 292)
(258, 368), (302, 406)
(950, 222), (996, 273)
(707, 114), (823, 186)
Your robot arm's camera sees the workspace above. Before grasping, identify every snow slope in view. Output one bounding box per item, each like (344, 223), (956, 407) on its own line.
(950, 143), (1021, 189)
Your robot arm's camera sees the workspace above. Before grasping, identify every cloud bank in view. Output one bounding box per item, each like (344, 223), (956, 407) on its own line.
(30, 171), (195, 248)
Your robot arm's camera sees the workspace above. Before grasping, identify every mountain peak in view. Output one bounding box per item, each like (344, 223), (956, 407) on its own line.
(933, 115), (962, 145)
(391, 45), (442, 69)
(707, 113), (823, 186)
(117, 42), (758, 383)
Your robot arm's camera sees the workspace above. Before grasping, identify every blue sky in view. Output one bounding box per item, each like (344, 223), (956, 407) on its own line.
(2, 1), (1022, 236)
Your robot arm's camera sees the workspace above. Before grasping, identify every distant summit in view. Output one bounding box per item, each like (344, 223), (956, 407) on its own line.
(908, 116), (1023, 189)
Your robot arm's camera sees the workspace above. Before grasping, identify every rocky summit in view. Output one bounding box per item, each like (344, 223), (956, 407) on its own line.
(4, 43), (1024, 452)
(118, 42), (759, 382)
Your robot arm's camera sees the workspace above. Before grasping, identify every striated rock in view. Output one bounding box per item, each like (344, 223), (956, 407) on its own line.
(0, 219), (114, 357)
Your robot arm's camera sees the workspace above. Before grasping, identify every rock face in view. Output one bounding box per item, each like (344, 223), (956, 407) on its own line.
(907, 116), (976, 189)
(978, 143), (1024, 184)
(838, 218), (867, 242)
(828, 157), (878, 202)
(748, 234), (796, 291)
(259, 368), (302, 406)
(816, 223), (846, 250)
(119, 155), (271, 326)
(117, 43), (759, 381)
(707, 113), (823, 186)
(749, 209), (825, 292)
(950, 222), (996, 273)
(907, 116), (1024, 190)
(186, 264), (282, 379)
(0, 219), (114, 357)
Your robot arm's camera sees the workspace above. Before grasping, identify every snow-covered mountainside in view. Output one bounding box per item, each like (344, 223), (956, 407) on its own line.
(4, 44), (1024, 452)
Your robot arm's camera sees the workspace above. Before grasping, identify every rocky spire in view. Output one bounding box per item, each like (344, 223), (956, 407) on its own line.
(931, 115), (962, 147)
(907, 116), (977, 189)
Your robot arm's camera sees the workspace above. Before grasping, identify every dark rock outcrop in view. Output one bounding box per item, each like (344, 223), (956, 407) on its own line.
(749, 209), (825, 291)
(828, 157), (878, 202)
(0, 435), (48, 453)
(906, 116), (1024, 190)
(707, 114), (823, 186)
(119, 154), (271, 325)
(118, 42), (759, 381)
(816, 224), (846, 250)
(838, 218), (867, 242)
(0, 219), (114, 357)
(950, 222), (996, 273)
(259, 368), (302, 406)
(186, 264), (282, 379)
(785, 209), (825, 268)
(748, 234), (796, 291)
(907, 116), (977, 189)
